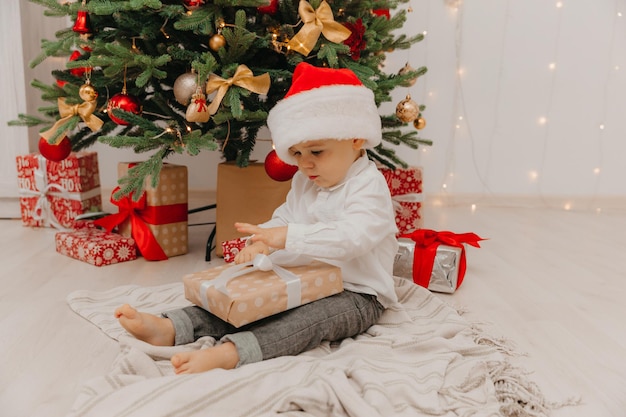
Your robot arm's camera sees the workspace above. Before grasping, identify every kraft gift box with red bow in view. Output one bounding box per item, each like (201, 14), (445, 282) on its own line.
(183, 253), (343, 327)
(16, 152), (102, 229)
(394, 229), (485, 293)
(379, 166), (423, 235)
(95, 163), (188, 261)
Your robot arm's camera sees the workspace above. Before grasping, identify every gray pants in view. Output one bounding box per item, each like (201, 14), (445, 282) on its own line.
(163, 290), (384, 367)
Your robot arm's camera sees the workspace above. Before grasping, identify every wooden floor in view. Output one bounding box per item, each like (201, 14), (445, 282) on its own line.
(0, 195), (625, 417)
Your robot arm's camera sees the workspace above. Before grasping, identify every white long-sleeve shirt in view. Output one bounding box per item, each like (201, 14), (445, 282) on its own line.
(259, 155), (399, 307)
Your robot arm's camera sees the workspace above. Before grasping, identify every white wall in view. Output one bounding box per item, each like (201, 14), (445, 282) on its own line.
(0, 0), (30, 209)
(9, 1), (626, 205)
(386, 0), (626, 201)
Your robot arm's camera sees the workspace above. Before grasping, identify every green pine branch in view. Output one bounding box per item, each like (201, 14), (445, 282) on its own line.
(30, 30), (75, 68)
(173, 6), (216, 33)
(114, 150), (167, 201)
(7, 114), (50, 128)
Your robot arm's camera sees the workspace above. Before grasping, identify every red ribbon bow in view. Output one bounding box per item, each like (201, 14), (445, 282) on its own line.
(94, 187), (187, 261)
(194, 97), (207, 112)
(400, 229), (485, 289)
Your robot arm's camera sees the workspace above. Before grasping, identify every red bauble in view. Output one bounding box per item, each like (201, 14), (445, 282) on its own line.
(183, 0), (205, 10)
(57, 50), (90, 87)
(372, 9), (390, 19)
(257, 0), (279, 14)
(69, 50), (89, 77)
(107, 92), (142, 125)
(264, 150), (298, 182)
(38, 136), (72, 162)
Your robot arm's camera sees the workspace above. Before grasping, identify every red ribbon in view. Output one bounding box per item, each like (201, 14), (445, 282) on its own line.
(94, 187), (188, 261)
(194, 97), (207, 112)
(400, 229), (485, 289)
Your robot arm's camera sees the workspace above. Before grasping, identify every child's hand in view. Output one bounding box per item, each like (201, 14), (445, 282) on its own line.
(235, 223), (288, 251)
(234, 240), (269, 264)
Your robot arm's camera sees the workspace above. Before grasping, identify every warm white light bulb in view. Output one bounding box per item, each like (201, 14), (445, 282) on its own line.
(528, 170), (539, 181)
(548, 62), (556, 70)
(593, 167), (601, 175)
(538, 117), (548, 125)
(563, 202), (572, 211)
(556, 2), (563, 8)
(599, 124), (605, 130)
(471, 204), (477, 212)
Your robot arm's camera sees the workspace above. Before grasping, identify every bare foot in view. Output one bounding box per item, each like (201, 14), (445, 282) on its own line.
(114, 304), (175, 346)
(171, 342), (239, 374)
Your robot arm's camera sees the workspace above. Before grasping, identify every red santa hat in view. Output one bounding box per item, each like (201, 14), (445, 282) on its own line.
(266, 62), (382, 165)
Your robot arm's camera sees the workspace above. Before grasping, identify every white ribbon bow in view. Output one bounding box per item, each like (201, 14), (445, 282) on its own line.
(199, 253), (302, 312)
(391, 192), (424, 214)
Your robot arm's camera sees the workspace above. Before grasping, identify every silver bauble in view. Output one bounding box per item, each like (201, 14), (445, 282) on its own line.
(173, 72), (199, 106)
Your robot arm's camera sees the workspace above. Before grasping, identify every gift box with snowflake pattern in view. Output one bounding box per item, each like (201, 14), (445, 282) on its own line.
(379, 166), (423, 235)
(55, 227), (137, 267)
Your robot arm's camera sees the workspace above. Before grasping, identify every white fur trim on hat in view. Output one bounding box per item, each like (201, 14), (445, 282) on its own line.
(267, 84), (382, 165)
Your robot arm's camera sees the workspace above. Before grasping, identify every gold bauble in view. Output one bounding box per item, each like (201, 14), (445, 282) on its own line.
(173, 72), (200, 106)
(398, 62), (418, 86)
(78, 82), (98, 102)
(395, 94), (420, 123)
(209, 33), (226, 51)
(413, 117), (426, 130)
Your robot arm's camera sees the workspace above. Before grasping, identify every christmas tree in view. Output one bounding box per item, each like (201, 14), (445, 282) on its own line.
(12, 0), (429, 198)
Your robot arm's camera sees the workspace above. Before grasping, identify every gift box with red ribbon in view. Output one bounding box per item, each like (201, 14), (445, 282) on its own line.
(394, 229), (485, 293)
(379, 166), (423, 235)
(95, 163), (188, 261)
(16, 152), (102, 229)
(184, 253), (343, 327)
(55, 224), (137, 267)
(221, 237), (249, 263)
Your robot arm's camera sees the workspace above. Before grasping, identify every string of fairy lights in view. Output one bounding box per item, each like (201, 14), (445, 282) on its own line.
(421, 0), (625, 213)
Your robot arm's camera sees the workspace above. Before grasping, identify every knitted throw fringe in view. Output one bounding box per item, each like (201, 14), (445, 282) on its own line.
(471, 326), (581, 417)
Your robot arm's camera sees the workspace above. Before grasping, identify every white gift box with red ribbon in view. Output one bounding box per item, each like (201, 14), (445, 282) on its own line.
(16, 152), (102, 229)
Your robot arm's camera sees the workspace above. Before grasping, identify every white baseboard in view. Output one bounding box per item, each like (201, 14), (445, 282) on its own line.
(425, 193), (626, 213)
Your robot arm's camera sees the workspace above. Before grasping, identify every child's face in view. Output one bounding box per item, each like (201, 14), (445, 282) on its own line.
(288, 139), (366, 188)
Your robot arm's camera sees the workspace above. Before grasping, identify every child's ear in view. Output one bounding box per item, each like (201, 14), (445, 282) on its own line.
(352, 139), (366, 150)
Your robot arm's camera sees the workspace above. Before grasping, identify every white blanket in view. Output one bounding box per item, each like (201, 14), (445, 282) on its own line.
(65, 277), (555, 417)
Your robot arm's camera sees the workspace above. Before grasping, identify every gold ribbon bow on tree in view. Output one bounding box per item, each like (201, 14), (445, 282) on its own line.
(40, 97), (104, 143)
(287, 0), (352, 56)
(205, 65), (271, 115)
